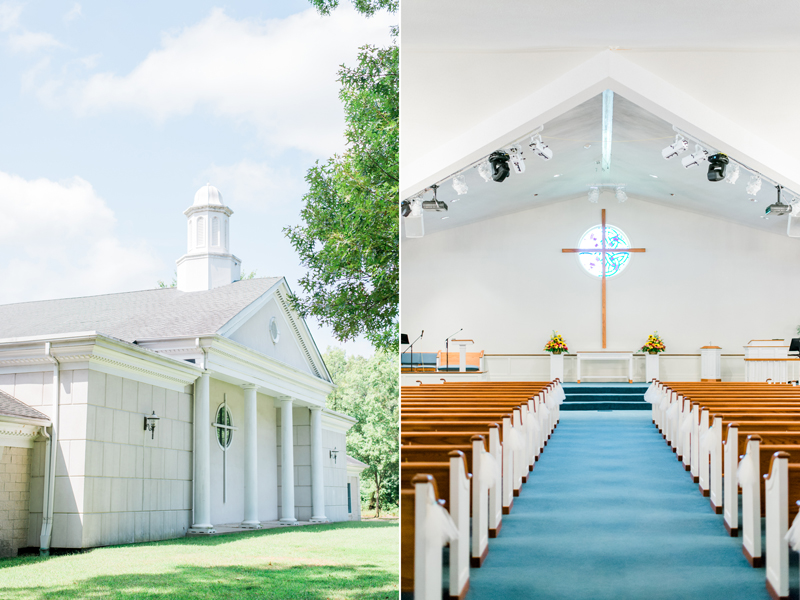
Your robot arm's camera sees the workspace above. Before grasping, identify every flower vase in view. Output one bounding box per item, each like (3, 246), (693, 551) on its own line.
(550, 352), (564, 382)
(645, 352), (659, 382)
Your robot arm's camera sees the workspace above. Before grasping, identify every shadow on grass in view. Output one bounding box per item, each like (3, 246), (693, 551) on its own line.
(164, 520), (398, 548)
(0, 563), (398, 600)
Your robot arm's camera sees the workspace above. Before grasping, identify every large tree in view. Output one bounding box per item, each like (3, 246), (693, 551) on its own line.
(324, 347), (399, 515)
(285, 4), (398, 353)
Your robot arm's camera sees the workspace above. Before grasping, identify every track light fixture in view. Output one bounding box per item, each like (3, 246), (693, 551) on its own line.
(746, 175), (762, 196)
(766, 185), (791, 216)
(488, 151), (511, 182)
(706, 153), (729, 182)
(476, 161), (492, 183)
(724, 163), (740, 184)
(616, 187), (627, 203)
(662, 135), (689, 160)
(403, 196), (424, 238)
(681, 145), (708, 169)
(529, 134), (553, 161)
(452, 174), (468, 195)
(588, 187), (599, 203)
(508, 145), (526, 174)
(421, 184), (448, 212)
(401, 199), (411, 217)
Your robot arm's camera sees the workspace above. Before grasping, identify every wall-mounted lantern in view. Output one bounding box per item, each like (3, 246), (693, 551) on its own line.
(330, 447), (339, 463)
(144, 411), (160, 439)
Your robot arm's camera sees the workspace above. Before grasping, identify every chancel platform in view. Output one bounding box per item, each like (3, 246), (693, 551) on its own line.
(575, 351), (633, 384)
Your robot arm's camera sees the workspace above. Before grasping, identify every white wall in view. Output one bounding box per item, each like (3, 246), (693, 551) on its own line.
(208, 381), (279, 524)
(401, 195), (800, 365)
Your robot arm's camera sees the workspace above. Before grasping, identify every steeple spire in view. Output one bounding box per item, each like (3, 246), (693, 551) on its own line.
(176, 184), (241, 291)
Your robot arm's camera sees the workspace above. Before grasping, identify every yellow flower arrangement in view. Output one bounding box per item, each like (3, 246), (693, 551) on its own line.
(544, 330), (569, 354)
(640, 331), (666, 354)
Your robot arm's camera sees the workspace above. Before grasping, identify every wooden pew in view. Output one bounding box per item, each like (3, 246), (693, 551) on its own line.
(401, 455), (471, 600)
(763, 452), (800, 599)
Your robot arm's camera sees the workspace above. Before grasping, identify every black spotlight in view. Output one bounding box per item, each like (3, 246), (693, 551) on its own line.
(488, 151), (511, 182)
(401, 199), (411, 217)
(707, 153), (729, 182)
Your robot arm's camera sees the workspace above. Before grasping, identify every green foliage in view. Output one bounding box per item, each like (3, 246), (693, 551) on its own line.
(324, 347), (398, 516)
(157, 269), (256, 289)
(285, 26), (398, 353)
(308, 0), (398, 16)
(157, 272), (177, 288)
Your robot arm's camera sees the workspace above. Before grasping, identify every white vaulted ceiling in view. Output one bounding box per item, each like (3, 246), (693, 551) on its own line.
(412, 93), (798, 238)
(401, 1), (800, 52)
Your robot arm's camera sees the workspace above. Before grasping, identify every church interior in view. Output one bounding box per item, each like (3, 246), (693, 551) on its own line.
(399, 2), (800, 599)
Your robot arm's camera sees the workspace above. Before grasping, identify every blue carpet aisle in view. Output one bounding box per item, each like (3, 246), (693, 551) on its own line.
(463, 411), (780, 600)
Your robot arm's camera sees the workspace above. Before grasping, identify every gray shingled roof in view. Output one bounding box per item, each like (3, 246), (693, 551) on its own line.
(0, 277), (281, 343)
(0, 389), (49, 422)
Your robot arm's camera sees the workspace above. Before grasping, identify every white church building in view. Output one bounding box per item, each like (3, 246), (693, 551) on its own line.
(0, 184), (364, 557)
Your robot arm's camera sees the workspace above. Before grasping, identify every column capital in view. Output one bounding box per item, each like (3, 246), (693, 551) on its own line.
(241, 383), (258, 390)
(310, 406), (324, 413)
(279, 396), (294, 405)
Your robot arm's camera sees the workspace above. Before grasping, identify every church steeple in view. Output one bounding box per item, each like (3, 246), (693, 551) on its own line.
(176, 184), (241, 292)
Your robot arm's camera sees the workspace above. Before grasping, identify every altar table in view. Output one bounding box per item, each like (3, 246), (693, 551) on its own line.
(576, 352), (633, 384)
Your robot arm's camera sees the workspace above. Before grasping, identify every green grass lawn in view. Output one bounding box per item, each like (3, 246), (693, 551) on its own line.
(0, 521), (398, 599)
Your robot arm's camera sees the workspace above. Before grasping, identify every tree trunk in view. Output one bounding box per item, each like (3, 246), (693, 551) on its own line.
(374, 472), (382, 518)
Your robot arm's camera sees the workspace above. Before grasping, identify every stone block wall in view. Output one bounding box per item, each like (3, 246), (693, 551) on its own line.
(0, 446), (31, 557)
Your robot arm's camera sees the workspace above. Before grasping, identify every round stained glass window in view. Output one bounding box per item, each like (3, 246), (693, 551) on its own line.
(577, 224), (631, 278)
(215, 404), (233, 449)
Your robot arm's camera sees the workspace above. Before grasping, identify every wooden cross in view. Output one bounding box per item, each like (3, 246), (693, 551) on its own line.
(211, 393), (237, 503)
(562, 209), (646, 349)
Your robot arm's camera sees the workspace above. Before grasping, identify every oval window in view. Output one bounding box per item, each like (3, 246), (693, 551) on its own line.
(269, 316), (280, 343)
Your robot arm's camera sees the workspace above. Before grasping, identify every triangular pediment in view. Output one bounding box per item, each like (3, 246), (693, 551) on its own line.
(216, 279), (331, 382)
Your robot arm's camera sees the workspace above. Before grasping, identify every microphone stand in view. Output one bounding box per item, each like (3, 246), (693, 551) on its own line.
(401, 331), (424, 371)
(445, 328), (463, 372)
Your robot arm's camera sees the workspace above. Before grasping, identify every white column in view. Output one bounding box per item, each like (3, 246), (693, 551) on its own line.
(190, 373), (215, 532)
(310, 407), (327, 522)
(280, 397), (297, 524)
(241, 384), (261, 528)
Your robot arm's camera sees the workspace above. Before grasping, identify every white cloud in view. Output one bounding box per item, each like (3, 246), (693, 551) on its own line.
(8, 30), (61, 53)
(0, 171), (163, 304)
(61, 6), (395, 156)
(0, 2), (21, 31)
(64, 2), (81, 23)
(0, 1), (63, 53)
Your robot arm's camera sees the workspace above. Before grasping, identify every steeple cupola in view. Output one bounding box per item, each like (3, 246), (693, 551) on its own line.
(176, 184), (241, 291)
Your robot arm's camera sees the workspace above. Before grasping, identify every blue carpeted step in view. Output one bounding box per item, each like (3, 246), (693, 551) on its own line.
(562, 385), (649, 411)
(564, 394), (646, 403)
(560, 401), (651, 411)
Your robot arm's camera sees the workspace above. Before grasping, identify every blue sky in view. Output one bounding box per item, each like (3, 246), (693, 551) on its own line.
(0, 0), (395, 358)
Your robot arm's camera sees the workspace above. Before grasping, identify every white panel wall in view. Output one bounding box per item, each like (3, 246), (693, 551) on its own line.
(80, 370), (193, 548)
(401, 196), (800, 365)
(322, 428), (348, 522)
(256, 394), (278, 521)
